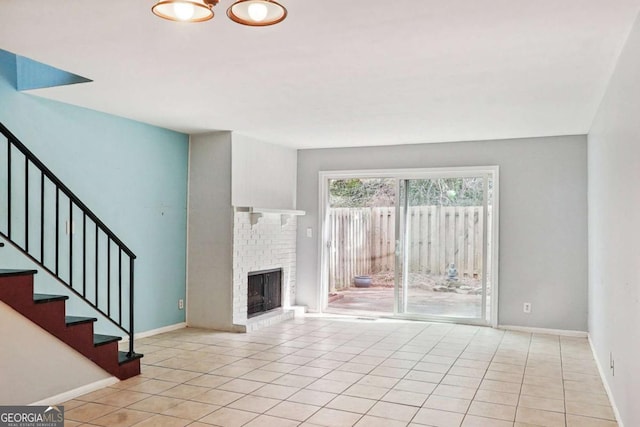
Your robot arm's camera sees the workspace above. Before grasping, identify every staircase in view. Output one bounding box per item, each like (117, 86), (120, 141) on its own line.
(0, 122), (142, 380)
(0, 269), (141, 379)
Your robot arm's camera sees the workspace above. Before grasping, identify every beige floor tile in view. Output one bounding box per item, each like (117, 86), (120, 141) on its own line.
(566, 414), (619, 427)
(131, 414), (190, 426)
(228, 395), (281, 413)
(414, 362), (451, 374)
(343, 383), (389, 399)
(337, 362), (376, 374)
(564, 389), (611, 406)
(520, 383), (564, 400)
(266, 401), (321, 421)
(216, 378), (264, 394)
(516, 407), (565, 427)
(243, 414), (301, 427)
(74, 387), (120, 402)
(191, 389), (244, 406)
(123, 379), (177, 394)
(307, 379), (352, 394)
(198, 407), (258, 427)
(484, 370), (523, 384)
(454, 359), (490, 370)
(440, 375), (481, 389)
(89, 408), (153, 427)
(128, 395), (184, 413)
(358, 374), (400, 388)
(160, 384), (210, 399)
(327, 394), (377, 414)
(423, 395), (471, 414)
(447, 366), (486, 379)
(93, 390), (151, 407)
(479, 379), (521, 394)
(273, 374), (317, 388)
(461, 415), (513, 427)
(367, 401), (418, 422)
(432, 384), (476, 400)
(252, 384), (300, 399)
(323, 370), (365, 384)
(566, 401), (615, 420)
(518, 395), (565, 413)
(473, 389), (519, 406)
(65, 403), (119, 423)
(467, 401), (516, 421)
(382, 389), (430, 407)
(185, 375), (232, 388)
(412, 407), (464, 427)
(287, 389), (337, 406)
(369, 366), (410, 378)
(240, 369), (284, 383)
(406, 370), (445, 384)
(60, 399), (87, 410)
(355, 415), (408, 427)
(306, 408), (363, 427)
(161, 400), (219, 420)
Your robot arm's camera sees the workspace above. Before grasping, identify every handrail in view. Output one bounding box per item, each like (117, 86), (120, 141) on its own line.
(0, 122), (135, 258)
(0, 121), (137, 356)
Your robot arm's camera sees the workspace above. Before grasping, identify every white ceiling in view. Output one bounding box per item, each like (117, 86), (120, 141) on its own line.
(1, 1), (639, 149)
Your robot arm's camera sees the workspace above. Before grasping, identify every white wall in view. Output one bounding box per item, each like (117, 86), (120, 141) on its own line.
(296, 135), (588, 330)
(187, 132), (235, 330)
(231, 133), (297, 210)
(0, 302), (111, 404)
(588, 11), (640, 427)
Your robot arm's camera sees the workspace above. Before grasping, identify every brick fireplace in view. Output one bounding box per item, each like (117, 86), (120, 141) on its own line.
(232, 211), (297, 331)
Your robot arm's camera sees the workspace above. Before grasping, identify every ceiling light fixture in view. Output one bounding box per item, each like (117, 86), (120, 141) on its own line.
(152, 0), (287, 26)
(227, 0), (287, 26)
(152, 0), (217, 23)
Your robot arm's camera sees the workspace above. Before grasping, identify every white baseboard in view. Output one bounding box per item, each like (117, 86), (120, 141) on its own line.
(30, 377), (119, 406)
(120, 322), (187, 343)
(498, 324), (587, 337)
(588, 334), (624, 427)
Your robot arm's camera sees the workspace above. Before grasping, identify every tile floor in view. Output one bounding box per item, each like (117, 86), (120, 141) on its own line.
(63, 316), (618, 427)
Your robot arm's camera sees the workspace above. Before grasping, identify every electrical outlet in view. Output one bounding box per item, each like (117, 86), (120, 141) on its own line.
(523, 302), (532, 313)
(178, 299), (184, 310)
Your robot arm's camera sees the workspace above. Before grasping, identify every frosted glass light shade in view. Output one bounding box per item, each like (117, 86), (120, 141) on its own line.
(152, 0), (214, 22)
(227, 0), (287, 26)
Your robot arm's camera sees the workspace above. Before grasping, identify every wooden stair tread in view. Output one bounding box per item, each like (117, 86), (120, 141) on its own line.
(0, 269), (38, 277)
(94, 334), (122, 346)
(34, 293), (69, 303)
(118, 351), (144, 365)
(65, 315), (97, 326)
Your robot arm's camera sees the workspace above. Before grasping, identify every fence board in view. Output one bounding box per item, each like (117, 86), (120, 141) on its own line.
(328, 206), (490, 289)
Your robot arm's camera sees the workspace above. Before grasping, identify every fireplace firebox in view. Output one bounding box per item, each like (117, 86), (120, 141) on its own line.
(247, 268), (282, 318)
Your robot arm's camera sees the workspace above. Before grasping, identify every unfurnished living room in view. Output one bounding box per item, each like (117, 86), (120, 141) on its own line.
(0, 1), (639, 426)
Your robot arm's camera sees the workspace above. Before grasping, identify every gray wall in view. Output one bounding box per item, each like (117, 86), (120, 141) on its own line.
(588, 11), (640, 426)
(187, 132), (235, 330)
(296, 135), (588, 330)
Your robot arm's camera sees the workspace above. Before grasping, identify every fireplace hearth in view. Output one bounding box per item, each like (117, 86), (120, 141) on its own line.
(247, 268), (282, 318)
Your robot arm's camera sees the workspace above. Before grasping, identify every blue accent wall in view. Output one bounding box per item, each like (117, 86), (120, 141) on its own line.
(0, 49), (189, 333)
(16, 54), (92, 91)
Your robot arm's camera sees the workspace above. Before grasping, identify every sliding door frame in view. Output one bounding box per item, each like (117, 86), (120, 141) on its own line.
(318, 166), (500, 327)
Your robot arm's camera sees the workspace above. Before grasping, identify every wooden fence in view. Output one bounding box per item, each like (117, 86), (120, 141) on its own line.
(328, 206), (491, 291)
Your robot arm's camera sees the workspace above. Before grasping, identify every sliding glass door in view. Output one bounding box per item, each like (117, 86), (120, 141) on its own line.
(320, 167), (498, 325)
(396, 173), (494, 323)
